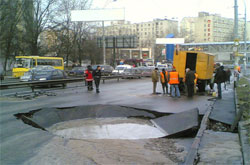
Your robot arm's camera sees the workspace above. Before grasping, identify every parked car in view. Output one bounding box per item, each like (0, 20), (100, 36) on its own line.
(20, 68), (67, 82)
(92, 65), (114, 76)
(141, 67), (155, 77)
(112, 65), (132, 75)
(121, 68), (142, 79)
(68, 66), (87, 76)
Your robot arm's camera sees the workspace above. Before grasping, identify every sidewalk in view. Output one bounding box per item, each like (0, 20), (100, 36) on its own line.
(197, 84), (243, 164)
(209, 85), (236, 125)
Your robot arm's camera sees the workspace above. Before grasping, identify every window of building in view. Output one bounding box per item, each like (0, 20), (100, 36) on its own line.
(208, 24), (210, 27)
(208, 28), (210, 32)
(208, 33), (210, 36)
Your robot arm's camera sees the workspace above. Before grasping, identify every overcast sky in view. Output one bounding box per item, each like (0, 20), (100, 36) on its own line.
(92, 0), (249, 23)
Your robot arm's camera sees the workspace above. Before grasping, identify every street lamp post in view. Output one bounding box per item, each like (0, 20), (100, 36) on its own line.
(102, 21), (106, 65)
(243, 0), (247, 73)
(234, 0), (239, 88)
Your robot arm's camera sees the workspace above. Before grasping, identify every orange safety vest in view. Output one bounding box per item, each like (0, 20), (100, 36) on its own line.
(237, 66), (241, 73)
(194, 73), (198, 84)
(169, 71), (179, 84)
(160, 72), (168, 83)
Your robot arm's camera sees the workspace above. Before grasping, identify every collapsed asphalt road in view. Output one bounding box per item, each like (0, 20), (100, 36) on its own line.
(1, 79), (212, 164)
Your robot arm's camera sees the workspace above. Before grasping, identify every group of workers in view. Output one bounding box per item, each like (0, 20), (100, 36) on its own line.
(152, 66), (198, 98)
(153, 64), (238, 99)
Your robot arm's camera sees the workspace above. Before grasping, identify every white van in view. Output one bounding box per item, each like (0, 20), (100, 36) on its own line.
(112, 65), (132, 74)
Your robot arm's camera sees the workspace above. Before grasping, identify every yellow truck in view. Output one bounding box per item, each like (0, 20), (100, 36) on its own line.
(173, 51), (214, 92)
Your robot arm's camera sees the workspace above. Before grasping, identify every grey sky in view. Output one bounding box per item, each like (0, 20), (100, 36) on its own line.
(92, 0), (249, 22)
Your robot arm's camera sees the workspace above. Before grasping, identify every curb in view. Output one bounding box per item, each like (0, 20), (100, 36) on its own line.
(183, 101), (215, 165)
(238, 121), (250, 165)
(235, 88), (250, 165)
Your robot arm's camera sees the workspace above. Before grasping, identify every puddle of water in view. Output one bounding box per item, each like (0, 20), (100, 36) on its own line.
(48, 118), (166, 140)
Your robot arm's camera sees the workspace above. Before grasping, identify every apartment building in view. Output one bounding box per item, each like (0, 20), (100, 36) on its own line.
(181, 12), (248, 43)
(96, 19), (178, 60)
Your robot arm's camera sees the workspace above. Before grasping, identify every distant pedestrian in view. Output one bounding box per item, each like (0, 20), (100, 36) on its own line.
(152, 68), (159, 94)
(185, 68), (195, 97)
(160, 68), (168, 94)
(168, 66), (180, 98)
(85, 65), (93, 91)
(93, 65), (102, 93)
(214, 65), (226, 99)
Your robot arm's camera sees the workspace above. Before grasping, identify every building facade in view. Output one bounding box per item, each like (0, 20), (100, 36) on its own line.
(95, 19), (178, 62)
(181, 12), (249, 43)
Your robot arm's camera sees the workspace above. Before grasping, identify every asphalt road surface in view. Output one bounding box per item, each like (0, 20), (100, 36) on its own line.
(1, 78), (213, 164)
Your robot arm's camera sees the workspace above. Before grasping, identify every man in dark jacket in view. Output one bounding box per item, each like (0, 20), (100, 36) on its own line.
(185, 68), (195, 97)
(93, 66), (102, 93)
(214, 66), (226, 99)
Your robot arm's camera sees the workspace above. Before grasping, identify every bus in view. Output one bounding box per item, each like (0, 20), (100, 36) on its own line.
(12, 56), (64, 78)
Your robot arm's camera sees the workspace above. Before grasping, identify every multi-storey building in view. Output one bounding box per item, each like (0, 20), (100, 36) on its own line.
(181, 12), (248, 43)
(96, 19), (178, 61)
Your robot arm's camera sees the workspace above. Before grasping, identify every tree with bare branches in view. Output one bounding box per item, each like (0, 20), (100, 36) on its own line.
(0, 0), (24, 74)
(22, 0), (56, 55)
(51, 0), (101, 66)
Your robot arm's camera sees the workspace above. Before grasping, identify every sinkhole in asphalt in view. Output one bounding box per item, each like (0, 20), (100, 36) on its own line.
(48, 118), (166, 140)
(14, 105), (199, 140)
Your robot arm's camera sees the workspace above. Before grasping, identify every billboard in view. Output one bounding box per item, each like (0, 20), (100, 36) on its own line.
(97, 36), (138, 48)
(71, 9), (125, 22)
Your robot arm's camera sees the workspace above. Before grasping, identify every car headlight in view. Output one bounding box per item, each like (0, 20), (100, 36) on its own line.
(39, 78), (47, 81)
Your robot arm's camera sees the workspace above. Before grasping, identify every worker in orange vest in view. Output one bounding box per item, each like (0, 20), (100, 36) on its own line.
(160, 68), (168, 94)
(194, 72), (198, 94)
(168, 66), (180, 98)
(237, 66), (241, 73)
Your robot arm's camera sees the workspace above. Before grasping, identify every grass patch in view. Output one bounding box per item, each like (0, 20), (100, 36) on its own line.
(236, 76), (250, 143)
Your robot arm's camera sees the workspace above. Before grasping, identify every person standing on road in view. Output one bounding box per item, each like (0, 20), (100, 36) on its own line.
(160, 68), (168, 94)
(214, 65), (226, 99)
(85, 65), (93, 91)
(93, 65), (102, 93)
(194, 72), (198, 94)
(168, 67), (180, 98)
(152, 68), (159, 94)
(185, 68), (195, 97)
